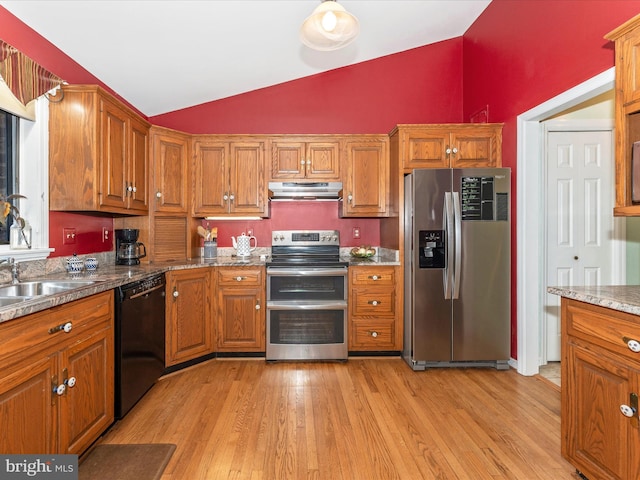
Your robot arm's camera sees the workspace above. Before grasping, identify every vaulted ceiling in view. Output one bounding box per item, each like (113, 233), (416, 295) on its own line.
(0, 0), (491, 117)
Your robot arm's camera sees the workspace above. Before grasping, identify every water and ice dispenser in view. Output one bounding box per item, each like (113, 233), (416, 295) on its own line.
(419, 230), (445, 269)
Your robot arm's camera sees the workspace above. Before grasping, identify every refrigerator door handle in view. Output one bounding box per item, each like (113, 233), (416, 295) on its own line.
(444, 192), (454, 299)
(452, 191), (462, 299)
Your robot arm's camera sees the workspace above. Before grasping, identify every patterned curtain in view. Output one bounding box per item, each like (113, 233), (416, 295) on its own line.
(0, 39), (64, 106)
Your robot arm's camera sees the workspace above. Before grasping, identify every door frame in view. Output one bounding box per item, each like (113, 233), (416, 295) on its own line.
(516, 67), (616, 376)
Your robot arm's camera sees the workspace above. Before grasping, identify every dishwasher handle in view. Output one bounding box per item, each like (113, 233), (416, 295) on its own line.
(127, 283), (165, 300)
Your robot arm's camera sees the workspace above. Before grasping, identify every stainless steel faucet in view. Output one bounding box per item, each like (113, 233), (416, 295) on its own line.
(0, 257), (20, 284)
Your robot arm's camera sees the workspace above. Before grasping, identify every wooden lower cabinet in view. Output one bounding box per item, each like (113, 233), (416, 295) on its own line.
(0, 291), (114, 455)
(165, 268), (214, 366)
(561, 298), (640, 480)
(348, 266), (401, 351)
(216, 267), (265, 352)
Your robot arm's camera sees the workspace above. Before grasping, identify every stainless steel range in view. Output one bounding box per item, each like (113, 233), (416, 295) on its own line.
(266, 230), (348, 361)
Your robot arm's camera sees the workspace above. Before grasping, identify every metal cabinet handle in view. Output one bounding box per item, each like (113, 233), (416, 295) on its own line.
(624, 336), (640, 353)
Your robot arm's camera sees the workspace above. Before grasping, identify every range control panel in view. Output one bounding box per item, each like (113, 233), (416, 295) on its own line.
(271, 230), (340, 246)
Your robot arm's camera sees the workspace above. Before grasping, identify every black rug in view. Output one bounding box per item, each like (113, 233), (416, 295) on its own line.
(79, 443), (176, 480)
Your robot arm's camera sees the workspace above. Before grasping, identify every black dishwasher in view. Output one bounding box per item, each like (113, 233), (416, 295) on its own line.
(115, 273), (166, 419)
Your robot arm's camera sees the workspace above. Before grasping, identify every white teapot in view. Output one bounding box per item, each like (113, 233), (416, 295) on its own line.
(231, 233), (257, 257)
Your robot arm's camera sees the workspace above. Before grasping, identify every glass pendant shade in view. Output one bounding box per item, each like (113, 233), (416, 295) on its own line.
(300, 1), (359, 51)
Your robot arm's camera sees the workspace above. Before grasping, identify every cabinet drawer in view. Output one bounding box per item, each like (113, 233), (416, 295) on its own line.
(218, 268), (263, 286)
(351, 267), (395, 286)
(564, 299), (640, 363)
(350, 320), (395, 349)
(0, 291), (113, 365)
(351, 288), (395, 316)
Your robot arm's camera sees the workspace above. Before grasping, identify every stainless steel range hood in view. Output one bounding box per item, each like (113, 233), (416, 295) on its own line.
(268, 181), (342, 201)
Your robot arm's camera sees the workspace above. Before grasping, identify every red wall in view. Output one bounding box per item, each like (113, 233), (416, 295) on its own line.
(203, 202), (379, 249)
(150, 39), (464, 134)
(462, 0), (640, 357)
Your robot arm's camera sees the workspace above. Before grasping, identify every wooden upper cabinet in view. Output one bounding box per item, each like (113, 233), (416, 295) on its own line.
(341, 135), (388, 217)
(607, 14), (640, 106)
(49, 85), (150, 214)
(150, 126), (190, 214)
(605, 14), (640, 215)
(192, 136), (267, 217)
(391, 124), (502, 171)
(269, 138), (341, 180)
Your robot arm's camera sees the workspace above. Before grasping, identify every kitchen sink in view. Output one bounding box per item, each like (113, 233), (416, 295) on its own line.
(0, 280), (101, 298)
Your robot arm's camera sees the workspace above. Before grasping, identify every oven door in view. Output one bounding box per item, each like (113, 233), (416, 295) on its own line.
(266, 302), (347, 360)
(266, 267), (347, 302)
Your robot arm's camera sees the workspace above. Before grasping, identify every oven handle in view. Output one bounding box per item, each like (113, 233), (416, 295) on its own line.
(266, 267), (347, 276)
(266, 301), (347, 310)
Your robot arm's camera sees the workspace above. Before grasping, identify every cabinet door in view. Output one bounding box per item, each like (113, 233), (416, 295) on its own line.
(306, 141), (341, 180)
(401, 128), (449, 170)
(450, 128), (501, 168)
(217, 286), (264, 352)
(270, 141), (306, 179)
(100, 99), (128, 209)
(59, 326), (114, 455)
(342, 138), (387, 216)
(192, 140), (229, 215)
(152, 130), (190, 213)
(165, 269), (214, 365)
(617, 28), (640, 106)
(128, 116), (149, 212)
(0, 356), (57, 454)
(229, 141), (266, 215)
(564, 341), (640, 480)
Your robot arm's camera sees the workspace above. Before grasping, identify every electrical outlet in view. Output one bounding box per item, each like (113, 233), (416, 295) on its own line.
(63, 228), (76, 245)
(103, 227), (110, 243)
(353, 227), (360, 239)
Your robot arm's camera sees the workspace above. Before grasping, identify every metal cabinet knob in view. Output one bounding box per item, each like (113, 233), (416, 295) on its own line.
(156, 191), (162, 198)
(370, 331), (378, 338)
(255, 303), (261, 310)
(173, 289), (179, 298)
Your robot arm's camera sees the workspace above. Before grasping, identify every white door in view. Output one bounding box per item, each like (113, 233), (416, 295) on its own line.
(545, 128), (614, 361)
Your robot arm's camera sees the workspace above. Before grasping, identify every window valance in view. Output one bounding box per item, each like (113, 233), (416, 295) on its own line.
(0, 39), (65, 119)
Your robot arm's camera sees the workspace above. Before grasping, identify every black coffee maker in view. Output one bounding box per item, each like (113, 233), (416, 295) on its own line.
(115, 229), (147, 265)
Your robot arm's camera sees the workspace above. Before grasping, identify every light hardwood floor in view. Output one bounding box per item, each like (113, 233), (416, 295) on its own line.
(101, 358), (577, 479)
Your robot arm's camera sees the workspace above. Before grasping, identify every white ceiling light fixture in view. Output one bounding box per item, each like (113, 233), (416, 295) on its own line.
(300, 0), (360, 51)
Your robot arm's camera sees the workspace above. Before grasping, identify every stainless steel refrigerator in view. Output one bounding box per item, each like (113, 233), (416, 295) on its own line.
(403, 168), (511, 371)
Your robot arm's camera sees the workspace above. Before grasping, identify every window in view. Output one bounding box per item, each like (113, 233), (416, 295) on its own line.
(0, 109), (18, 244)
(0, 96), (52, 260)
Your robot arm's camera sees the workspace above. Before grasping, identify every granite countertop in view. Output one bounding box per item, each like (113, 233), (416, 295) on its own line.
(548, 285), (640, 316)
(0, 249), (401, 324)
